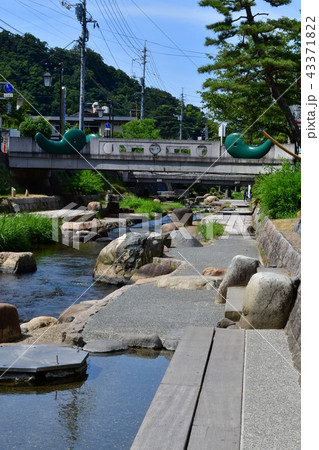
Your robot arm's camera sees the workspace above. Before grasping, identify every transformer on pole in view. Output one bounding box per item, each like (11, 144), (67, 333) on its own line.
(62, 0), (98, 131)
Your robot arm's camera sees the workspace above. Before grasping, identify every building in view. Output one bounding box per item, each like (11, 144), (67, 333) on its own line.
(33, 107), (136, 138)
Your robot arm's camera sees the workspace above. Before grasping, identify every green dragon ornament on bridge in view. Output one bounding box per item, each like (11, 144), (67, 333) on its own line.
(35, 129), (87, 155)
(225, 133), (272, 159)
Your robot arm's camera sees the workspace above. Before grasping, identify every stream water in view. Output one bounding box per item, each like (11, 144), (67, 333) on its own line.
(0, 217), (176, 449)
(0, 242), (116, 322)
(0, 350), (171, 449)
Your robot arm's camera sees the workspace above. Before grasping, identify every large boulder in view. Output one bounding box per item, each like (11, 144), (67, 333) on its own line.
(170, 228), (203, 248)
(131, 260), (177, 280)
(61, 218), (101, 232)
(204, 195), (219, 205)
(171, 208), (193, 226)
(155, 275), (222, 290)
(93, 232), (165, 285)
(0, 252), (37, 274)
(293, 218), (301, 235)
(239, 273), (295, 329)
(87, 201), (101, 211)
(161, 222), (178, 233)
(202, 267), (227, 277)
(21, 316), (57, 332)
(215, 255), (260, 304)
(0, 303), (21, 342)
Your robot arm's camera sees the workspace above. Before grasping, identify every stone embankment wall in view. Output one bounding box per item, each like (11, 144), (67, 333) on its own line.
(253, 207), (301, 373)
(6, 194), (102, 212)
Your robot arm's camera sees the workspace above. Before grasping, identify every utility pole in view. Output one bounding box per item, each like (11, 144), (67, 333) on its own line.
(140, 42), (147, 120)
(62, 1), (97, 131)
(179, 88), (184, 140)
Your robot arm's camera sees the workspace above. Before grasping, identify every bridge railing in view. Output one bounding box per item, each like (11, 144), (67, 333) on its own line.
(7, 137), (294, 162)
(89, 138), (222, 158)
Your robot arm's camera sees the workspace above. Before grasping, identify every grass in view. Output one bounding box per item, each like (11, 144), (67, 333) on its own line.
(196, 221), (224, 242)
(119, 195), (185, 218)
(119, 195), (163, 218)
(0, 213), (54, 252)
(161, 201), (184, 212)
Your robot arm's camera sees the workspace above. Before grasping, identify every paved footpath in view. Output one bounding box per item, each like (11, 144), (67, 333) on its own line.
(79, 205), (300, 449)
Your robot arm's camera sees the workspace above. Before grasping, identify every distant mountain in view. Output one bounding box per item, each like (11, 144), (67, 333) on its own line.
(0, 30), (206, 139)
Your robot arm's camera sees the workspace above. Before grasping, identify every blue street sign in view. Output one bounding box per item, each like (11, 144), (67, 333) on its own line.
(4, 83), (14, 93)
(105, 122), (111, 129)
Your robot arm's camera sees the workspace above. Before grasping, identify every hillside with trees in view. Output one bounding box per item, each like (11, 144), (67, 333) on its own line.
(0, 30), (206, 140)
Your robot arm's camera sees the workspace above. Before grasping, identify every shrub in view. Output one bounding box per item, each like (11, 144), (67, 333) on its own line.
(67, 170), (106, 195)
(0, 167), (12, 195)
(0, 167), (22, 196)
(0, 213), (53, 251)
(19, 116), (51, 139)
(252, 160), (301, 219)
(119, 194), (163, 218)
(196, 221), (224, 241)
(231, 190), (243, 200)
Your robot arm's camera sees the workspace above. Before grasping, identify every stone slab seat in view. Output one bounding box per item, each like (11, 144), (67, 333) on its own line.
(225, 286), (246, 322)
(131, 327), (245, 450)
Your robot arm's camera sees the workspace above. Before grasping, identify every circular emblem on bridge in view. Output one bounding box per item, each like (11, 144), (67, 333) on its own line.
(102, 143), (113, 154)
(196, 145), (208, 157)
(149, 143), (161, 156)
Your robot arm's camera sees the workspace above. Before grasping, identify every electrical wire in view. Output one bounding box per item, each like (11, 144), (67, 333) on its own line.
(128, 0), (200, 69)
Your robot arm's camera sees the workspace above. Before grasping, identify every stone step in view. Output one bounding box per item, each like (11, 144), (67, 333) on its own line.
(225, 286), (246, 321)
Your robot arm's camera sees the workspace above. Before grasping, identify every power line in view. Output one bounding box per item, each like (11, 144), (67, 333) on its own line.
(128, 0), (199, 69)
(0, 19), (23, 35)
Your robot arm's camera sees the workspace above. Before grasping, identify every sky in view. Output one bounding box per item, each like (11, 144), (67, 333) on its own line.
(0, 0), (301, 110)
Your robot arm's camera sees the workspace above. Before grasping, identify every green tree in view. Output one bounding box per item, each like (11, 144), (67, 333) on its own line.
(152, 104), (179, 139)
(122, 119), (161, 139)
(198, 0), (301, 146)
(19, 116), (51, 139)
(66, 170), (105, 195)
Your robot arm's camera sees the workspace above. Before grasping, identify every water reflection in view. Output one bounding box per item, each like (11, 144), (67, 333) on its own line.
(0, 351), (171, 449)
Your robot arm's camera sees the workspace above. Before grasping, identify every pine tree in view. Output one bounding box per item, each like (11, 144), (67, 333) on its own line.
(199, 0), (301, 146)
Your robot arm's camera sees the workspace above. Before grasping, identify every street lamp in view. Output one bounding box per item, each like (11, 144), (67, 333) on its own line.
(43, 62), (65, 138)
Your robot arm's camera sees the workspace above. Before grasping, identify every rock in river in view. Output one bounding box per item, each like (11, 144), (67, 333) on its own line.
(0, 252), (37, 274)
(93, 232), (165, 285)
(0, 303), (22, 343)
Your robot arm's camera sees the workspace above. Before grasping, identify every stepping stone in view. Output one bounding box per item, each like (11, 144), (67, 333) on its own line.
(83, 339), (128, 353)
(0, 345), (88, 384)
(225, 286), (246, 321)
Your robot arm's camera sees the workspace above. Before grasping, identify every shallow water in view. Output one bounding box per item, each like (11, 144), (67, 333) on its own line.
(0, 350), (171, 450)
(0, 242), (117, 322)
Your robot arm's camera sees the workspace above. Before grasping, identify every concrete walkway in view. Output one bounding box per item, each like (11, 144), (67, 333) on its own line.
(77, 204), (300, 449)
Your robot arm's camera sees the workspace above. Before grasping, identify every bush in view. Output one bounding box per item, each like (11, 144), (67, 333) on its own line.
(67, 170), (106, 195)
(0, 167), (22, 196)
(252, 160), (301, 219)
(119, 194), (163, 218)
(19, 116), (52, 139)
(0, 167), (12, 195)
(196, 221), (224, 241)
(231, 190), (243, 200)
(0, 213), (53, 251)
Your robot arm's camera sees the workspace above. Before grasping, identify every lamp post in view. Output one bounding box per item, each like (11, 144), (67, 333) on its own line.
(43, 62), (64, 138)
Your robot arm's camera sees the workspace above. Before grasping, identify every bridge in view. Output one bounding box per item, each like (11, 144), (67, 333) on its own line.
(6, 137), (294, 187)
